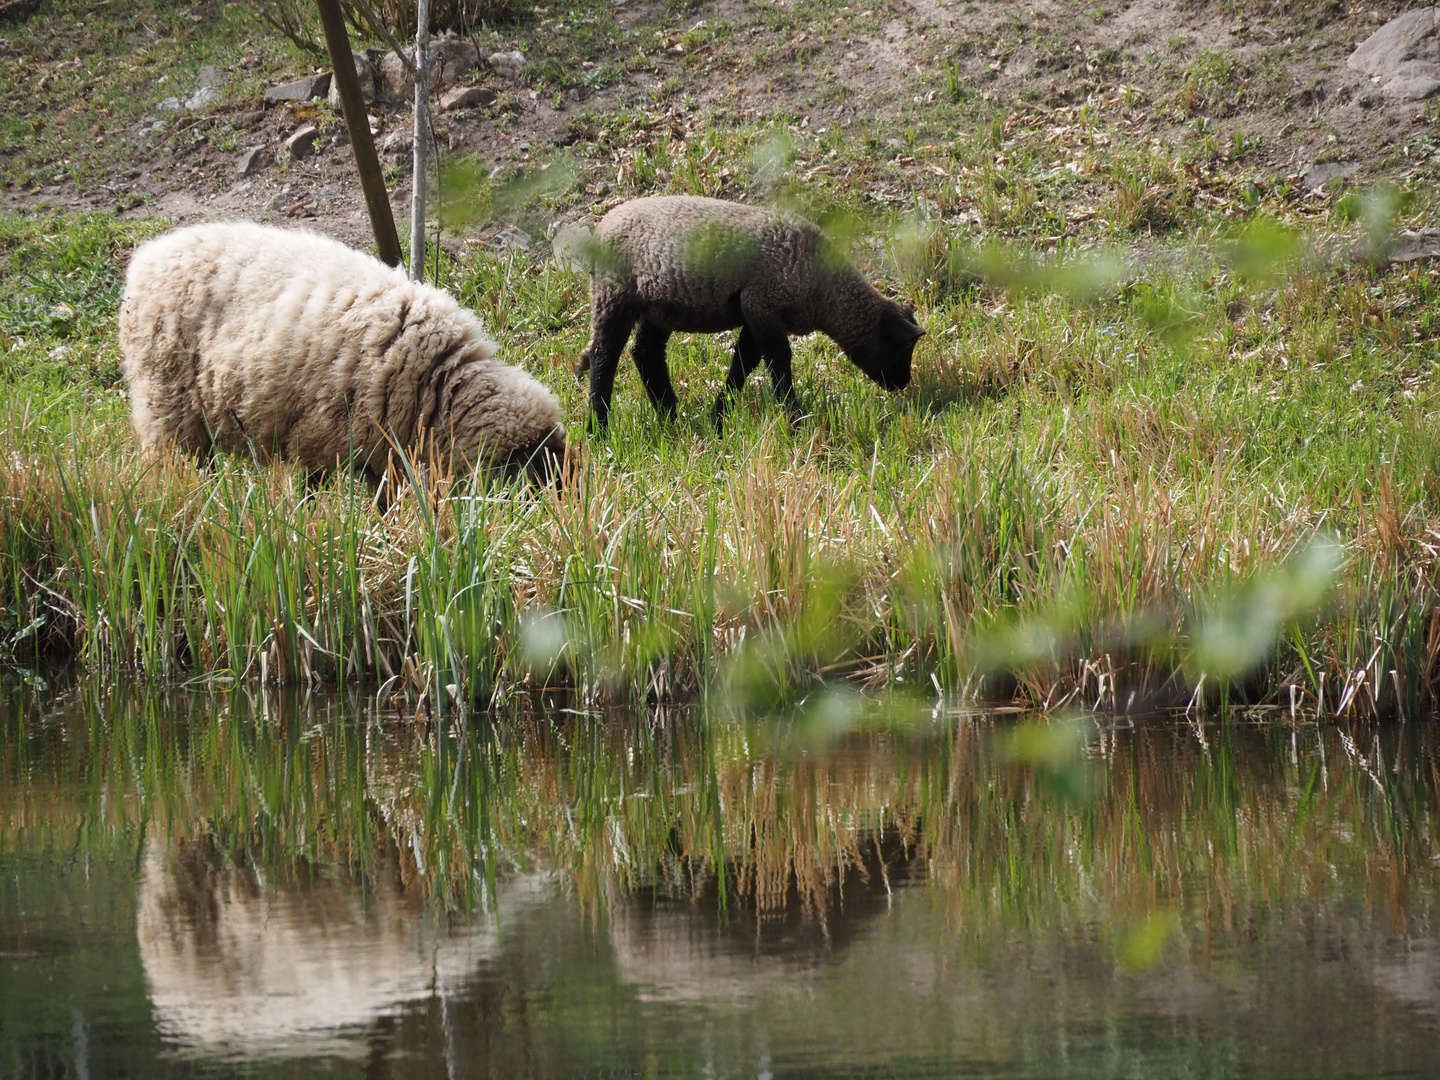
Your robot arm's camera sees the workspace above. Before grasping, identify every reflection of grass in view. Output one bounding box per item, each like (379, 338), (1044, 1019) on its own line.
(4, 686), (1437, 934)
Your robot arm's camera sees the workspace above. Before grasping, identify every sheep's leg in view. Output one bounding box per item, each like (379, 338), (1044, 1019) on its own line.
(713, 325), (764, 432)
(582, 308), (638, 431)
(757, 332), (800, 421)
(631, 320), (678, 421)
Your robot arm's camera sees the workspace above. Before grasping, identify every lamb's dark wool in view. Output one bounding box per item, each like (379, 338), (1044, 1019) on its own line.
(577, 195), (925, 430)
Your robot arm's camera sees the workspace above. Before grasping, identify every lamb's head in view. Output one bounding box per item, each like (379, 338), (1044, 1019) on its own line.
(843, 295), (924, 392)
(442, 360), (569, 487)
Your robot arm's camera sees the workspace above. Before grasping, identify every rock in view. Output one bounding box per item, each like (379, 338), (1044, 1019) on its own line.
(264, 73), (332, 105)
(194, 65), (224, 89)
(439, 85), (497, 112)
(0, 0), (41, 20)
(1347, 8), (1440, 101)
(1388, 231), (1440, 263)
(156, 97), (182, 113)
(488, 50), (526, 77)
(494, 225), (532, 251)
(428, 40), (481, 89)
(381, 40), (482, 98)
(236, 146), (267, 176)
(1300, 161), (1359, 189)
(551, 223), (595, 271)
(185, 85), (222, 111)
(235, 110), (265, 128)
(381, 129), (413, 155)
(327, 50), (377, 107)
(380, 51), (415, 100)
(284, 125), (320, 160)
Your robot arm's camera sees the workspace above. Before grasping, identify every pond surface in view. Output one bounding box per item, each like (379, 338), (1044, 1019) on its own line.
(3, 684), (1439, 1078)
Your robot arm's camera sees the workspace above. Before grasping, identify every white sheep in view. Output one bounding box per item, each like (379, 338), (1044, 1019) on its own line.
(118, 222), (566, 486)
(575, 195), (924, 430)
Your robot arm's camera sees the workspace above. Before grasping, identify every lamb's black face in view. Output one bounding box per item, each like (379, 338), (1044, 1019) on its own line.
(857, 304), (924, 391)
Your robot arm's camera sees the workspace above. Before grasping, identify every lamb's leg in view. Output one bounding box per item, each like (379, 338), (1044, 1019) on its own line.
(582, 303), (638, 432)
(756, 331), (800, 421)
(631, 320), (678, 421)
(736, 294), (801, 422)
(712, 325), (764, 432)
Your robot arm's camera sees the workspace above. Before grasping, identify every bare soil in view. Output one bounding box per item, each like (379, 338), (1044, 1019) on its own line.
(1, 0), (1435, 248)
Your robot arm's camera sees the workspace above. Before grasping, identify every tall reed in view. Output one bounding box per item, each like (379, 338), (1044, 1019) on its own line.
(2, 389), (1438, 717)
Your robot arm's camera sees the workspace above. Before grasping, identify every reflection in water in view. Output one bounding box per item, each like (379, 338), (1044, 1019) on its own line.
(609, 824), (919, 1002)
(136, 836), (545, 1058)
(1362, 936), (1440, 1021)
(3, 684), (1440, 1078)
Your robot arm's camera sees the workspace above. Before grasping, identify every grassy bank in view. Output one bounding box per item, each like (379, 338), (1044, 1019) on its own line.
(2, 205), (1439, 716)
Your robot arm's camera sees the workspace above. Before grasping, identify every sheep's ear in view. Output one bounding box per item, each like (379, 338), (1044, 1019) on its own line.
(884, 308), (925, 343)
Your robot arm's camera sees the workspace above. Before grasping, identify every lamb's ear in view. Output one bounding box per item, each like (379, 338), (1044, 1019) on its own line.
(884, 308), (925, 343)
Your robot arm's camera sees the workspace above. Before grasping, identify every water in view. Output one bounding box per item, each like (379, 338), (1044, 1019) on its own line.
(3, 683), (1439, 1078)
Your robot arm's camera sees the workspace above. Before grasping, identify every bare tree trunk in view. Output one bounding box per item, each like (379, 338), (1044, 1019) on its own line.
(410, 0), (432, 282)
(314, 0), (402, 267)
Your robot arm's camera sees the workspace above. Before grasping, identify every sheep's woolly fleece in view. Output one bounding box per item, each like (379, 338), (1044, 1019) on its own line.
(118, 222), (566, 481)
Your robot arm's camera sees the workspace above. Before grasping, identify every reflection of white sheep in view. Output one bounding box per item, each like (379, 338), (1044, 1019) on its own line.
(576, 196), (924, 430)
(119, 222), (566, 486)
(136, 836), (549, 1057)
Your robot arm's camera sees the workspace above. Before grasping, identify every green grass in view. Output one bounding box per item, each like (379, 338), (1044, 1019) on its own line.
(1, 214), (1437, 717)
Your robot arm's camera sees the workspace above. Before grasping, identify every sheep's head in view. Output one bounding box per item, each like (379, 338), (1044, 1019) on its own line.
(848, 300), (924, 391)
(513, 427), (569, 489)
(443, 361), (570, 489)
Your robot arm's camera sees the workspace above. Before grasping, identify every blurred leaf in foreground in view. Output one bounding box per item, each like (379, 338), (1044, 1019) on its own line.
(1223, 217), (1301, 285)
(1192, 536), (1342, 679)
(1005, 716), (1092, 802)
(1118, 908), (1181, 973)
(437, 155), (579, 233)
(1336, 184), (1413, 259)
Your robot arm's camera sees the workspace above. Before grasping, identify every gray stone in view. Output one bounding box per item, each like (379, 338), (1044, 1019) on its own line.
(380, 41), (481, 99)
(428, 40), (481, 89)
(1300, 161), (1359, 189)
(235, 110), (265, 128)
(487, 50), (526, 76)
(327, 50), (377, 107)
(1389, 232), (1440, 263)
(381, 129), (413, 155)
(156, 96), (182, 113)
(264, 73), (332, 105)
(380, 51), (415, 100)
(194, 65), (224, 89)
(236, 145), (267, 176)
(284, 125), (321, 160)
(439, 85), (497, 112)
(1384, 72), (1440, 100)
(494, 225), (532, 251)
(0, 0), (41, 20)
(185, 85), (222, 111)
(1348, 8), (1440, 101)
